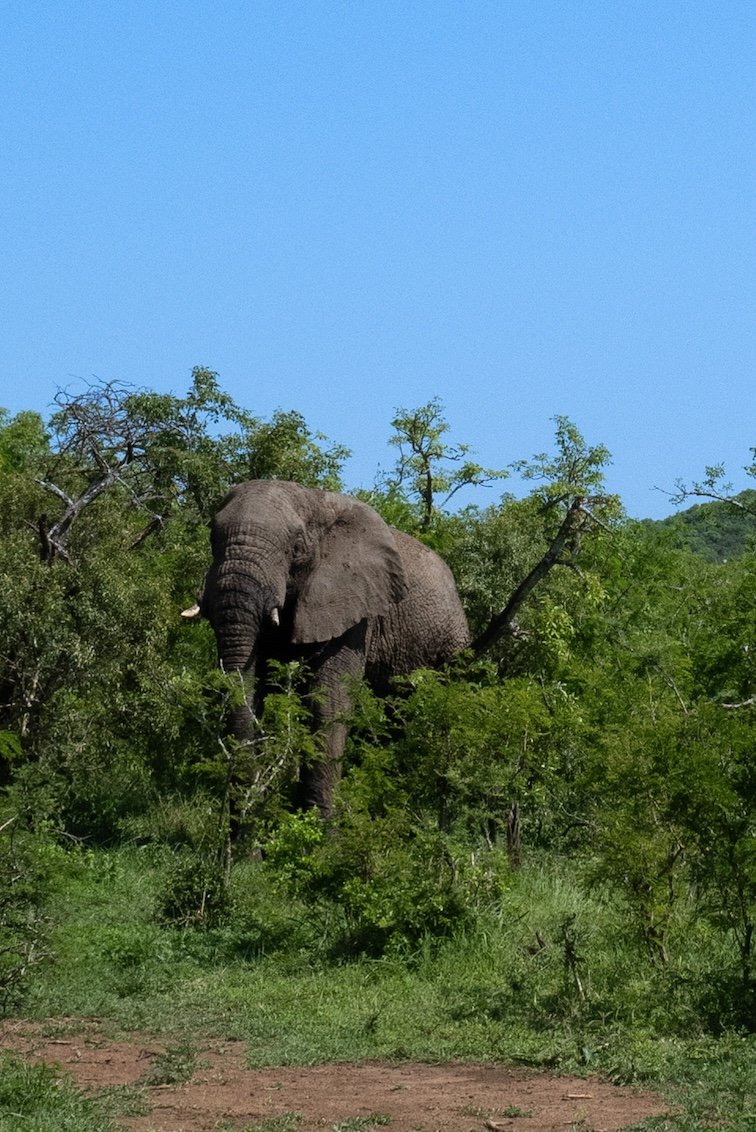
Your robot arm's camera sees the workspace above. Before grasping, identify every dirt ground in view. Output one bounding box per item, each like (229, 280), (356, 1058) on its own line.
(0, 1018), (673, 1132)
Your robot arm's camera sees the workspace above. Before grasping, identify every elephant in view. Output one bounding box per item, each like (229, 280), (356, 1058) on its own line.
(183, 480), (471, 819)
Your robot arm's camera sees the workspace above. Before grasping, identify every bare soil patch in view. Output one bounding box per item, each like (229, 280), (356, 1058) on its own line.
(0, 1018), (672, 1131)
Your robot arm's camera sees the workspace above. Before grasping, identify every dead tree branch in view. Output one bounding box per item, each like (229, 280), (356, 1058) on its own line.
(37, 466), (122, 562)
(32, 381), (186, 564)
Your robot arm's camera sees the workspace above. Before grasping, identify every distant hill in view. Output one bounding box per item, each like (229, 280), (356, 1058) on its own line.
(642, 489), (756, 562)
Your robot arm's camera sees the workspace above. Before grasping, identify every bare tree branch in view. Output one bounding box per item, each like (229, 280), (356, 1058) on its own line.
(37, 466), (120, 562)
(35, 480), (74, 507)
(669, 485), (756, 518)
(33, 380), (185, 563)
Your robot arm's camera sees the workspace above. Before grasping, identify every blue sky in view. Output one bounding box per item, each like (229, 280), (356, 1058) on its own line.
(2, 2), (754, 518)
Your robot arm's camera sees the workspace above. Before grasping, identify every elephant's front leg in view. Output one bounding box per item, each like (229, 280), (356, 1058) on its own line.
(297, 622), (368, 819)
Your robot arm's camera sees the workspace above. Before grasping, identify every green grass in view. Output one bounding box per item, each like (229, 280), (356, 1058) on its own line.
(141, 1038), (198, 1085)
(217, 1117), (302, 1132)
(8, 846), (756, 1131)
(0, 1053), (145, 1131)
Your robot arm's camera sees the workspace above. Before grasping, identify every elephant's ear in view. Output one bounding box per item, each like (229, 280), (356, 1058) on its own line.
(292, 496), (408, 644)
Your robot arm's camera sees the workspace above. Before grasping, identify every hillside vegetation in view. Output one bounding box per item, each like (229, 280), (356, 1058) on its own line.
(1, 373), (754, 1130)
(646, 489), (756, 562)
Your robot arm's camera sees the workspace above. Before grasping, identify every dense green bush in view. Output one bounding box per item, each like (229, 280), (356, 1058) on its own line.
(0, 812), (56, 1015)
(264, 808), (510, 956)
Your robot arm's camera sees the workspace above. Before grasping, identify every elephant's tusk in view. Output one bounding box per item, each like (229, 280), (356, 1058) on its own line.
(270, 607), (280, 627)
(181, 603), (201, 620)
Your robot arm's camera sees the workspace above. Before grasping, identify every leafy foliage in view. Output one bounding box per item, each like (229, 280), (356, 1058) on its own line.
(1, 375), (755, 1065)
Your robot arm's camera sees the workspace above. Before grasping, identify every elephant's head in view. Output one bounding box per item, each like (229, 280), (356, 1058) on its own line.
(183, 481), (408, 730)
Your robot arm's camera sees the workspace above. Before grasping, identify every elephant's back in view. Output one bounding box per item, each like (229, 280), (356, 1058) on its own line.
(365, 530), (470, 686)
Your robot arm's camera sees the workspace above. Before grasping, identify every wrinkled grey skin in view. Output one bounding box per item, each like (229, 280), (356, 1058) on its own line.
(191, 480), (470, 819)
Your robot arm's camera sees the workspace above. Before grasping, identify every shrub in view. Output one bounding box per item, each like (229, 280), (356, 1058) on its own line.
(0, 813), (54, 1016)
(264, 809), (510, 956)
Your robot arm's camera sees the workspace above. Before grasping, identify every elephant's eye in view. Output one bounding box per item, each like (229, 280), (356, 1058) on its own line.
(292, 533), (309, 565)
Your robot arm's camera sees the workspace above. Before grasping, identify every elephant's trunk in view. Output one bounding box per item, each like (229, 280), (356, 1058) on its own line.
(228, 687), (257, 741)
(215, 617), (261, 740)
(210, 572), (280, 741)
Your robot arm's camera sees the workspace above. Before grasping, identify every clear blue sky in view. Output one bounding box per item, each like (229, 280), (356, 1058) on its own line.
(2, 2), (754, 518)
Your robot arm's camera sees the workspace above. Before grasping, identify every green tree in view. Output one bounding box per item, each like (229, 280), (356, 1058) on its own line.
(384, 397), (507, 530)
(0, 409), (48, 474)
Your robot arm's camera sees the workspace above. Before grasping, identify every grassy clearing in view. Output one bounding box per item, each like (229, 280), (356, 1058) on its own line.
(0, 846), (750, 1130)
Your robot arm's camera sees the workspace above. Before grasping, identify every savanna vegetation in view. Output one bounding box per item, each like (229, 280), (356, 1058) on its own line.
(1, 370), (754, 1130)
